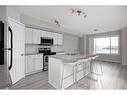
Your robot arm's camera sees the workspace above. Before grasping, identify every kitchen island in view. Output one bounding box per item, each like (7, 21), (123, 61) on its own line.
(48, 54), (97, 89)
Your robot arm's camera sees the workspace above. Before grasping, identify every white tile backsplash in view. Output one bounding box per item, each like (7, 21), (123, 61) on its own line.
(25, 45), (38, 54)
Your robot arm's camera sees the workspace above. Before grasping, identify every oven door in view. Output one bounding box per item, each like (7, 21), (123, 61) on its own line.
(43, 55), (48, 71)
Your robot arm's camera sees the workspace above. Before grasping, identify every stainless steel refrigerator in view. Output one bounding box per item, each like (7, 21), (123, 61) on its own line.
(0, 18), (25, 89)
(0, 21), (12, 89)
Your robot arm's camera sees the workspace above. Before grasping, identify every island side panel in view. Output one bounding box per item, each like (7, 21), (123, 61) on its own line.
(48, 56), (90, 89)
(48, 57), (75, 89)
(48, 57), (63, 89)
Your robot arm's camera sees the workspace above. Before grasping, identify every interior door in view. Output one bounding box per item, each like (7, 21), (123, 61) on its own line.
(8, 18), (25, 84)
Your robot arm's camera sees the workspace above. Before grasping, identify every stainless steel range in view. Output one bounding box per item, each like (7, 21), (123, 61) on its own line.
(38, 48), (56, 71)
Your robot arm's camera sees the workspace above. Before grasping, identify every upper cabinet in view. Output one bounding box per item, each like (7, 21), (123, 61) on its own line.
(32, 29), (41, 44)
(47, 32), (53, 38)
(41, 30), (47, 37)
(57, 33), (63, 45)
(52, 33), (58, 45)
(25, 27), (63, 45)
(25, 28), (33, 44)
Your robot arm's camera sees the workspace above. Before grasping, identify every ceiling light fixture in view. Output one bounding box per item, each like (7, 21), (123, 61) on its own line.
(54, 19), (60, 27)
(70, 8), (87, 19)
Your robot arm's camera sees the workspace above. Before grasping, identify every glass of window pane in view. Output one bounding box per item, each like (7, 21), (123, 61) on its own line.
(94, 38), (110, 54)
(111, 37), (118, 54)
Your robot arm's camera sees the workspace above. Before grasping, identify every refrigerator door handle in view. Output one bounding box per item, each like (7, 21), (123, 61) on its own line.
(8, 26), (13, 70)
(21, 54), (25, 56)
(2, 48), (12, 51)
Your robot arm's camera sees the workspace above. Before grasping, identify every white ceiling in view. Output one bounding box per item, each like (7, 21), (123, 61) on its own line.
(12, 6), (127, 35)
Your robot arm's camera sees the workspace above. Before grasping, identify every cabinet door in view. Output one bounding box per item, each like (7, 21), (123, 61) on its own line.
(35, 55), (43, 71)
(25, 28), (33, 44)
(25, 56), (35, 74)
(32, 29), (41, 44)
(25, 56), (29, 74)
(52, 33), (58, 45)
(41, 30), (47, 37)
(57, 34), (63, 45)
(47, 32), (53, 38)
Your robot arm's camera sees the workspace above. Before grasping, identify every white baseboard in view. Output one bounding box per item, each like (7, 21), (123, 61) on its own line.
(121, 63), (127, 65)
(25, 69), (42, 76)
(95, 59), (121, 63)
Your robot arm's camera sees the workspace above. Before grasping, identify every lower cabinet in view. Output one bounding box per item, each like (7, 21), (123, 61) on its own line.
(25, 55), (34, 74)
(25, 54), (43, 75)
(35, 55), (43, 71)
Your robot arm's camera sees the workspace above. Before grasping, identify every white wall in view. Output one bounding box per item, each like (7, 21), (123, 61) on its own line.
(79, 35), (89, 55)
(6, 6), (20, 22)
(88, 30), (121, 63)
(51, 33), (79, 53)
(0, 6), (7, 21)
(121, 27), (127, 65)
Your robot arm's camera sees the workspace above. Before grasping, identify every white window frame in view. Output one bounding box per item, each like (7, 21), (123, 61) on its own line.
(93, 36), (119, 55)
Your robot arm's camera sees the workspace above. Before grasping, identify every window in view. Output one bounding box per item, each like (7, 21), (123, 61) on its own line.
(110, 37), (118, 54)
(93, 36), (119, 54)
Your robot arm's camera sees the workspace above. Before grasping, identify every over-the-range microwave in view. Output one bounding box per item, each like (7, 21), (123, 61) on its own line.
(40, 37), (53, 46)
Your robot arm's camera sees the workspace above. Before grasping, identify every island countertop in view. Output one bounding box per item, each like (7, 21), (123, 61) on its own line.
(50, 54), (98, 63)
(48, 53), (99, 89)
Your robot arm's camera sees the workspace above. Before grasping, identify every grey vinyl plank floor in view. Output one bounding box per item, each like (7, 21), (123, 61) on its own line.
(9, 61), (127, 90)
(0, 64), (12, 89)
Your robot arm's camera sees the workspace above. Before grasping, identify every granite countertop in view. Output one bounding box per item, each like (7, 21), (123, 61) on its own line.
(25, 53), (43, 56)
(50, 54), (98, 63)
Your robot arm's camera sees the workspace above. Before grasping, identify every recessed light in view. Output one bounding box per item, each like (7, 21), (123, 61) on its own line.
(93, 29), (98, 31)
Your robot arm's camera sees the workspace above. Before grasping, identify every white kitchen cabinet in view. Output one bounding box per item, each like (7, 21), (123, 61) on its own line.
(25, 55), (35, 74)
(41, 30), (47, 37)
(35, 54), (43, 71)
(52, 33), (63, 45)
(57, 33), (63, 45)
(25, 54), (43, 75)
(25, 27), (63, 45)
(32, 29), (41, 44)
(25, 28), (33, 44)
(52, 33), (58, 45)
(47, 32), (53, 38)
